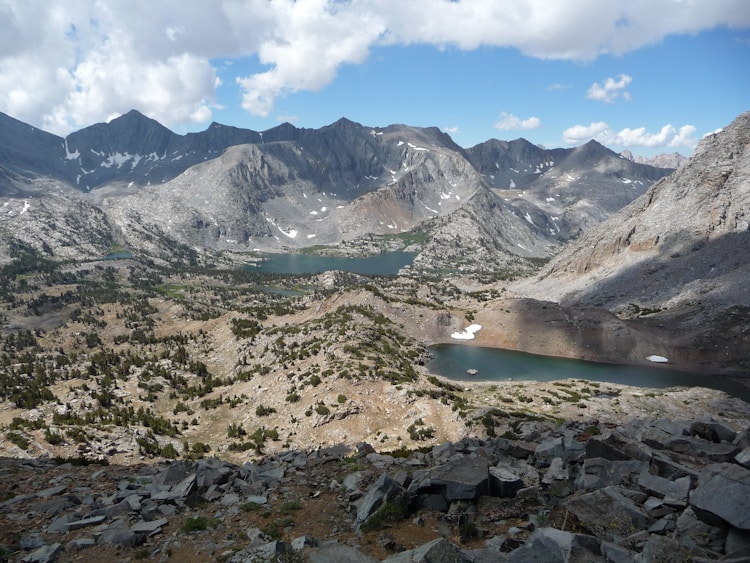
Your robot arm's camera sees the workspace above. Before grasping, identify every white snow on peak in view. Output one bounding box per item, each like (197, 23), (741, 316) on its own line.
(451, 324), (482, 340)
(307, 234), (317, 239)
(621, 178), (632, 184)
(647, 355), (669, 363)
(64, 140), (80, 160)
(278, 226), (298, 239)
(20, 200), (30, 215)
(320, 206), (327, 212)
(545, 197), (555, 202)
(303, 192), (307, 198)
(396, 141), (404, 147)
(309, 211), (318, 215)
(524, 212), (535, 226)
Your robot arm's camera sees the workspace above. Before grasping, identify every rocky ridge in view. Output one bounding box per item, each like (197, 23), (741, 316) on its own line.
(0, 111), (673, 277)
(4, 412), (750, 562)
(513, 111), (750, 373)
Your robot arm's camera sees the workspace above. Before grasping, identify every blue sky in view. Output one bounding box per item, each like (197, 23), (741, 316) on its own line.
(1, 1), (749, 157)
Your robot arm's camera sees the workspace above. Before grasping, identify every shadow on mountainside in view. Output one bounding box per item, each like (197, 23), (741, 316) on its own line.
(549, 229), (750, 375)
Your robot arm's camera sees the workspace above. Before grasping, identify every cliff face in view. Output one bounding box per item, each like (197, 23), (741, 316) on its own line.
(513, 111), (750, 372)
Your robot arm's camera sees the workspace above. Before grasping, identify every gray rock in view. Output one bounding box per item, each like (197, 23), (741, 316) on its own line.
(535, 436), (565, 462)
(355, 473), (405, 530)
(634, 534), (712, 563)
(674, 507), (727, 552)
(46, 514), (73, 535)
(735, 447), (750, 469)
(564, 486), (654, 541)
(427, 457), (490, 502)
(35, 485), (67, 499)
(20, 543), (61, 563)
(507, 527), (605, 563)
(664, 436), (740, 462)
(65, 514), (106, 530)
(637, 471), (691, 505)
(725, 527), (750, 557)
(97, 525), (142, 547)
(690, 419), (737, 443)
(308, 541), (378, 562)
(690, 463), (750, 529)
(577, 458), (644, 490)
(542, 457), (568, 485)
(130, 517), (168, 534)
(65, 538), (96, 552)
(585, 438), (631, 461)
(168, 472), (197, 499)
(384, 537), (472, 562)
(489, 465), (524, 498)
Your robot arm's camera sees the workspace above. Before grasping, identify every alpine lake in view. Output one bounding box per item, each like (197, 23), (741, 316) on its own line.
(251, 251), (749, 401)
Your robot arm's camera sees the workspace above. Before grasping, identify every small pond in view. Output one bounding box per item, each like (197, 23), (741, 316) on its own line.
(248, 252), (415, 275)
(428, 344), (750, 402)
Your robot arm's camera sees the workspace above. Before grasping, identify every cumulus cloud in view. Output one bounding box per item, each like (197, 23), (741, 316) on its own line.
(586, 74), (632, 103)
(495, 112), (541, 131)
(0, 0), (748, 133)
(563, 121), (698, 149)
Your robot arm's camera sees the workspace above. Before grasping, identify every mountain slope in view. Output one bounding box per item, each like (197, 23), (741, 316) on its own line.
(514, 111), (750, 371)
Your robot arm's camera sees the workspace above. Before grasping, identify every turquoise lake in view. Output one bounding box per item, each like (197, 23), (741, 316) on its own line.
(428, 344), (750, 402)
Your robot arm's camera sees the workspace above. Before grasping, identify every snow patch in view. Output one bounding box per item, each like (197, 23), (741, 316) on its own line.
(64, 140), (79, 160)
(307, 234), (316, 239)
(524, 213), (535, 226)
(646, 355), (669, 363)
(20, 200), (30, 215)
(407, 142), (429, 152)
(451, 324), (482, 340)
(545, 197), (555, 202)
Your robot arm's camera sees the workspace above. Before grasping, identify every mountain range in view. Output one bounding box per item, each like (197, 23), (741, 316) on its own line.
(0, 110), (674, 275)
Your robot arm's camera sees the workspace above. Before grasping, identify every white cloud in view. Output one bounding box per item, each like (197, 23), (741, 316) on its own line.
(1, 0), (749, 132)
(495, 112), (541, 131)
(563, 121), (698, 149)
(586, 74), (632, 103)
(443, 126), (460, 134)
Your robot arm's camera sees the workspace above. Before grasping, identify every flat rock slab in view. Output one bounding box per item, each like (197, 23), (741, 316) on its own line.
(428, 457), (490, 502)
(131, 517), (169, 534)
(564, 486), (654, 541)
(690, 463), (750, 530)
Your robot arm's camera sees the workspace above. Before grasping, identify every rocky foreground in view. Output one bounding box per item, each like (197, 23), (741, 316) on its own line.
(5, 412), (750, 563)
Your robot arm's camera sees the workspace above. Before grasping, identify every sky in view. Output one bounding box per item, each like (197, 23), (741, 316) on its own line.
(1, 1), (749, 158)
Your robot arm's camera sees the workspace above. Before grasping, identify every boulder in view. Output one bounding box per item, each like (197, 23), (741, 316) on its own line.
(576, 458), (644, 490)
(308, 541), (378, 563)
(384, 537), (472, 562)
(427, 457), (491, 502)
(690, 463), (750, 529)
(690, 419), (737, 443)
(489, 465), (524, 498)
(507, 528), (605, 563)
(564, 486), (654, 541)
(664, 436), (740, 462)
(355, 473), (405, 530)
